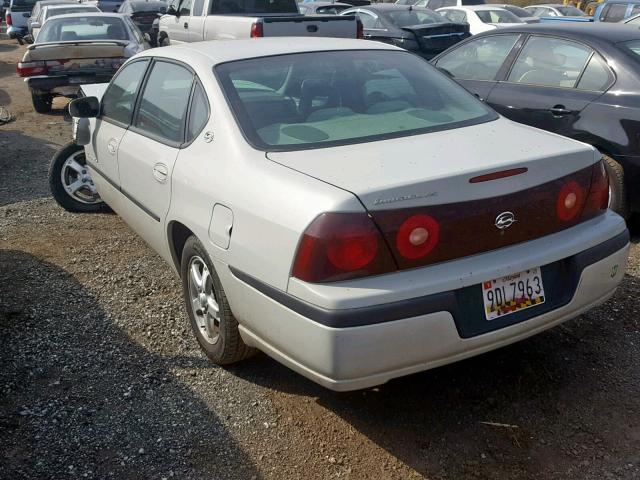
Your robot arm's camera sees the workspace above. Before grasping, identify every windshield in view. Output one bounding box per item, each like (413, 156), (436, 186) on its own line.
(37, 16), (130, 42)
(476, 9), (521, 23)
(215, 50), (495, 151)
(621, 40), (640, 59)
(557, 5), (585, 15)
(386, 9), (444, 26)
(45, 6), (99, 19)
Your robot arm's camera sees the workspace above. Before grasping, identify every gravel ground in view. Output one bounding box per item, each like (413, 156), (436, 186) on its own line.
(1, 31), (640, 480)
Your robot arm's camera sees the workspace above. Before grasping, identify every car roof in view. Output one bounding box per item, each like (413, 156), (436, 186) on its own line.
(148, 38), (398, 66)
(45, 3), (97, 9)
(359, 3), (432, 10)
(479, 22), (640, 42)
(443, 5), (511, 10)
(46, 12), (125, 18)
(36, 0), (79, 6)
(303, 1), (350, 6)
(526, 3), (565, 7)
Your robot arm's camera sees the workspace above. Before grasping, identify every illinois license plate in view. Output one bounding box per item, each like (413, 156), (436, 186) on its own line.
(482, 267), (545, 321)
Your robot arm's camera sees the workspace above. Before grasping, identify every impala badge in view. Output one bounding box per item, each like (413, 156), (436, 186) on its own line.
(495, 211), (516, 230)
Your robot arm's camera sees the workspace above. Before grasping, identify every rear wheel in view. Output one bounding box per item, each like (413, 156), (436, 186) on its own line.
(181, 236), (256, 365)
(603, 154), (629, 219)
(31, 92), (52, 114)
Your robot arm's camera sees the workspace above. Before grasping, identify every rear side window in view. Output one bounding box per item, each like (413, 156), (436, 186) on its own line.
(210, 0), (298, 14)
(508, 36), (592, 88)
(134, 61), (194, 143)
(600, 3), (628, 21)
(620, 39), (640, 58)
(192, 0), (204, 15)
(102, 60), (149, 125)
(435, 34), (519, 81)
(187, 81), (210, 142)
(178, 0), (191, 15)
(576, 54), (613, 91)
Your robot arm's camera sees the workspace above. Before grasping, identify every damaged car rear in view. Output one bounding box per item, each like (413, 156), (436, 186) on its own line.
(17, 12), (148, 113)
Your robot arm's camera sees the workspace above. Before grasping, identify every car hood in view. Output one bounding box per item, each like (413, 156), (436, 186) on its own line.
(266, 117), (598, 210)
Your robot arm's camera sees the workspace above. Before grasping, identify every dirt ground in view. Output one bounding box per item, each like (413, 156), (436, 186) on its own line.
(1, 31), (640, 480)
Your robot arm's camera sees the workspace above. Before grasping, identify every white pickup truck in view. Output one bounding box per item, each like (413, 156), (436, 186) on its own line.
(156, 0), (361, 45)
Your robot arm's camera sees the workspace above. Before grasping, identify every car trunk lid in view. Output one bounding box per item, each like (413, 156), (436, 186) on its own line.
(20, 41), (127, 76)
(401, 22), (470, 54)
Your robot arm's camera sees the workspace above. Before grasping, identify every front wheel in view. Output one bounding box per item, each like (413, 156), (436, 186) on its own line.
(181, 236), (256, 365)
(48, 142), (109, 213)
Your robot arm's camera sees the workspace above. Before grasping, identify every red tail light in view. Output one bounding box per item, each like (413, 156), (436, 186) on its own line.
(556, 180), (585, 222)
(292, 212), (396, 283)
(356, 19), (364, 39)
(6, 12), (12, 26)
(17, 61), (47, 77)
(395, 214), (439, 260)
(583, 159), (609, 217)
(250, 21), (263, 38)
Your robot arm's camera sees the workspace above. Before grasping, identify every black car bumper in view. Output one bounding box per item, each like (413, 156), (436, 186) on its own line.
(27, 73), (117, 93)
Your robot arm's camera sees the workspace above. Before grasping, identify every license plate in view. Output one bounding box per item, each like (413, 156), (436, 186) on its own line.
(482, 267), (545, 321)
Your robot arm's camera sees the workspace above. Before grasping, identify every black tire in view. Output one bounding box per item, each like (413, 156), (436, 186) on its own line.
(158, 34), (169, 47)
(31, 92), (52, 114)
(48, 142), (110, 213)
(603, 154), (629, 219)
(181, 236), (256, 365)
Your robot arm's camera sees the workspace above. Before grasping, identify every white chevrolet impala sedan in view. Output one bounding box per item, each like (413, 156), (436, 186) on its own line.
(62, 38), (629, 391)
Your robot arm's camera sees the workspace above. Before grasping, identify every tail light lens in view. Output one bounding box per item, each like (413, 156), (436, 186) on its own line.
(395, 214), (439, 260)
(556, 180), (585, 222)
(356, 19), (364, 39)
(17, 60), (47, 77)
(250, 21), (263, 38)
(6, 12), (12, 26)
(583, 159), (609, 217)
(291, 212), (396, 283)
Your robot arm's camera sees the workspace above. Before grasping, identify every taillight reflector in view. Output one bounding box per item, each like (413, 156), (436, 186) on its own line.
(584, 159), (609, 215)
(556, 180), (585, 222)
(6, 12), (12, 26)
(356, 18), (364, 39)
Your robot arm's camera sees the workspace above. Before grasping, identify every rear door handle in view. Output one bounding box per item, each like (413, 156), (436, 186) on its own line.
(183, 22), (188, 28)
(549, 105), (572, 116)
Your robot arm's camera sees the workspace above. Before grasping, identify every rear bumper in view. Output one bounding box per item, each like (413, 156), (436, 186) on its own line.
(222, 212), (629, 391)
(26, 74), (116, 94)
(7, 25), (27, 38)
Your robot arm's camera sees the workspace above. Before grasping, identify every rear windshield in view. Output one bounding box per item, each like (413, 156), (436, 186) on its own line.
(386, 9), (444, 27)
(10, 0), (38, 8)
(215, 50), (495, 151)
(476, 9), (521, 23)
(557, 5), (585, 15)
(37, 16), (130, 42)
(210, 0), (298, 14)
(45, 6), (99, 19)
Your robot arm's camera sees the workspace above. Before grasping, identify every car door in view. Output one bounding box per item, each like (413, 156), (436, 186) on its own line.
(116, 59), (194, 255)
(164, 0), (190, 43)
(486, 35), (613, 138)
(187, 0), (205, 41)
(433, 33), (521, 101)
(89, 59), (150, 203)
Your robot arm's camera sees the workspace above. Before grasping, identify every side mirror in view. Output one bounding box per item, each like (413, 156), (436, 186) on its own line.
(167, 5), (177, 15)
(68, 96), (100, 118)
(31, 21), (41, 28)
(143, 32), (152, 42)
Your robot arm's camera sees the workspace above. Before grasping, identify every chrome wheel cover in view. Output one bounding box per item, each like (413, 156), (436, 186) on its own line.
(60, 150), (102, 205)
(188, 256), (220, 345)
